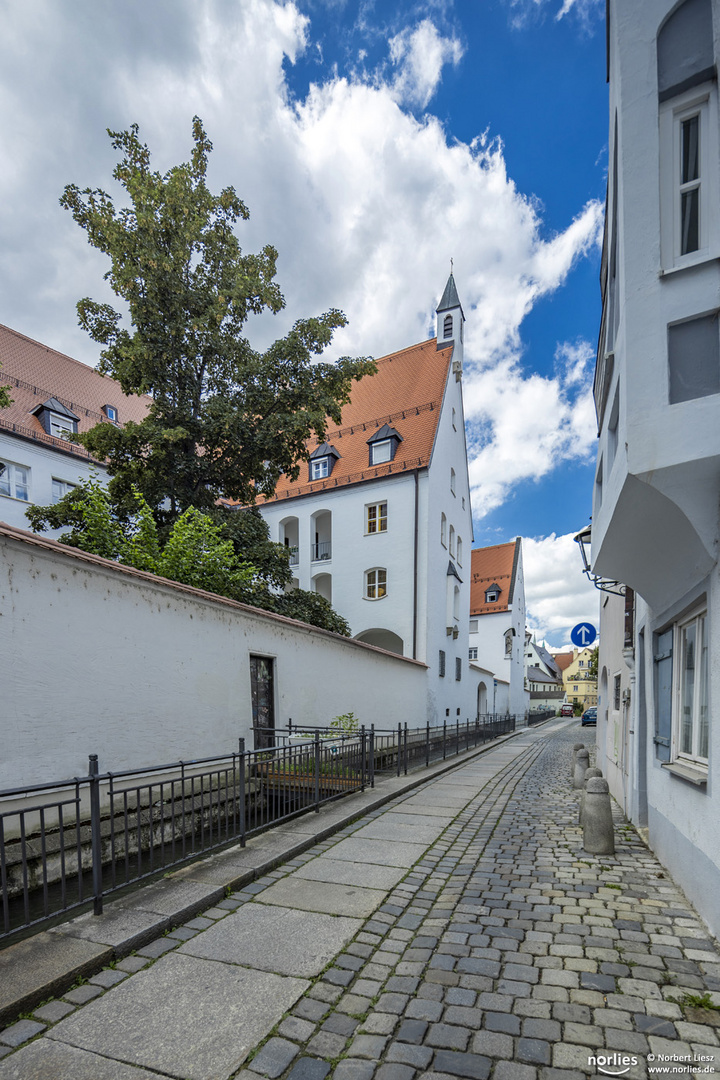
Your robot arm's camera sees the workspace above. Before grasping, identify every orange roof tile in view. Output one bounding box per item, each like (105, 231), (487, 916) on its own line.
(553, 651), (575, 672)
(470, 539), (520, 616)
(0, 324), (151, 461)
(260, 337), (453, 504)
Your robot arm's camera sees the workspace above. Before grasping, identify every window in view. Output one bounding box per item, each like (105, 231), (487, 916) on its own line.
(365, 568), (387, 600)
(660, 88), (718, 269)
(441, 513), (447, 547)
(456, 537), (463, 566)
(49, 414), (77, 439)
(311, 458), (329, 480)
(370, 440), (392, 465)
(469, 647), (478, 661)
(668, 314), (720, 404)
(674, 608), (708, 765)
(449, 525), (455, 557)
(450, 468), (456, 495)
(607, 385), (619, 471)
(103, 404), (119, 423)
(443, 314), (453, 339)
(452, 408), (456, 430)
(469, 619), (478, 633)
(455, 657), (462, 682)
(579, 660), (585, 668)
(453, 585), (460, 620)
(439, 650), (446, 677)
(52, 479), (77, 504)
(366, 502), (387, 534)
(0, 461), (29, 501)
(613, 673), (622, 711)
(485, 585), (500, 604)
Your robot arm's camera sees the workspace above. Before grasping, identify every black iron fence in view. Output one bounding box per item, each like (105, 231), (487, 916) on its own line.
(0, 715), (515, 944)
(527, 709), (557, 726)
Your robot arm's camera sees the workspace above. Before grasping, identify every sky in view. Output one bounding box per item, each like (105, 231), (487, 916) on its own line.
(0, 0), (607, 648)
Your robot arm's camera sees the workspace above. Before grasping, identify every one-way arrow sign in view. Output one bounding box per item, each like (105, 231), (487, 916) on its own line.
(571, 622), (597, 648)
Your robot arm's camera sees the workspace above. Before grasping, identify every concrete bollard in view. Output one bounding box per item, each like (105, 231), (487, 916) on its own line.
(582, 777), (615, 855)
(571, 743), (585, 781)
(579, 767), (603, 826)
(573, 748), (590, 789)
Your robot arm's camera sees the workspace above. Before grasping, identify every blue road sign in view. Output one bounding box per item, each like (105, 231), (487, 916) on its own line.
(571, 622), (597, 648)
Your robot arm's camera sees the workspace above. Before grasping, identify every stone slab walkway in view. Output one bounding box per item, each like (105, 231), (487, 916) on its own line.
(1, 720), (719, 1080)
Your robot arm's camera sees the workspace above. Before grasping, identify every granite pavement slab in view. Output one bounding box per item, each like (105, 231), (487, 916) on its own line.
(0, 1039), (161, 1080)
(256, 877), (387, 918)
(51, 905), (169, 953)
(0, 931), (112, 1026)
(47, 952), (309, 1080)
(292, 857), (407, 891)
(327, 837), (428, 868)
(179, 902), (362, 976)
(350, 820), (446, 846)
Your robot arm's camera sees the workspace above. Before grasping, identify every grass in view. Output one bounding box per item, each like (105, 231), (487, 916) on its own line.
(675, 991), (720, 1011)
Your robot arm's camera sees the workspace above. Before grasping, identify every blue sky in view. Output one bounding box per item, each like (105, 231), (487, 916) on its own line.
(0, 0), (607, 644)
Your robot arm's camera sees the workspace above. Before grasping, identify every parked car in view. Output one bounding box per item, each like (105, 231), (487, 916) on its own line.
(581, 707), (597, 726)
(560, 704), (574, 717)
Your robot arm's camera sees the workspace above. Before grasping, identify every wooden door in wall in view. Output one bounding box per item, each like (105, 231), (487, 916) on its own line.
(250, 655), (275, 750)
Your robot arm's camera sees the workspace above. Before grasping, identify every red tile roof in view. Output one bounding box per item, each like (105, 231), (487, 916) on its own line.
(0, 324), (151, 461)
(553, 651), (575, 672)
(260, 338), (453, 504)
(470, 539), (521, 616)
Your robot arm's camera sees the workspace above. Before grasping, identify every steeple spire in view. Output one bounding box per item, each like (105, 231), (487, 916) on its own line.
(435, 272), (465, 374)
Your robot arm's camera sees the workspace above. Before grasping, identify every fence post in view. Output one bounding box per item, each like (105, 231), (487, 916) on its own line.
(314, 731), (321, 812)
(443, 720), (447, 760)
(404, 724), (408, 775)
(288, 719), (293, 738)
(89, 754), (103, 917)
(456, 718), (460, 755)
(238, 738), (246, 847)
(361, 726), (366, 792)
(396, 724), (402, 777)
(425, 722), (430, 768)
(370, 725), (375, 788)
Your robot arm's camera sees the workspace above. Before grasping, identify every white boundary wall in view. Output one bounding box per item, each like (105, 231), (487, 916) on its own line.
(0, 525), (427, 789)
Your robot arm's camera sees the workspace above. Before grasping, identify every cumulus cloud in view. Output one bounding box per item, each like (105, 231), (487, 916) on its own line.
(388, 19), (463, 109)
(523, 532), (600, 647)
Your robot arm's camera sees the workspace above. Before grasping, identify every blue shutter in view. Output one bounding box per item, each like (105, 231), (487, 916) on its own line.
(654, 628), (673, 761)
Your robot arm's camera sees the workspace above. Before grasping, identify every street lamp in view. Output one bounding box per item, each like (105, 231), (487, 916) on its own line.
(573, 525), (626, 596)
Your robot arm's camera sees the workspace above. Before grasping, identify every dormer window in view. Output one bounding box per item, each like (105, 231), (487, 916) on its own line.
(32, 398), (79, 440)
(308, 442), (340, 481)
(367, 424), (403, 467)
(485, 583), (501, 604)
(103, 404), (119, 424)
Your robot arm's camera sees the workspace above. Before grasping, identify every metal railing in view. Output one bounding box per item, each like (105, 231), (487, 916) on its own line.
(0, 715), (516, 944)
(311, 541), (331, 561)
(528, 709), (556, 726)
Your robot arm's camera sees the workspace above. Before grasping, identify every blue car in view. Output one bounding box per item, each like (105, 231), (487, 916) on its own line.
(581, 707), (597, 726)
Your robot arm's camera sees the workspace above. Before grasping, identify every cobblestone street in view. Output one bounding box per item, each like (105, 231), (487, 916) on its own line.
(2, 720), (719, 1080)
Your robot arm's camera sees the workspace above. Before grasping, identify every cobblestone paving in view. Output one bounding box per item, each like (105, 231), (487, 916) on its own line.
(2, 724), (720, 1079)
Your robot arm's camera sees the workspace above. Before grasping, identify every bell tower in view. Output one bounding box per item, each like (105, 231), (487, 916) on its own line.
(435, 271), (465, 378)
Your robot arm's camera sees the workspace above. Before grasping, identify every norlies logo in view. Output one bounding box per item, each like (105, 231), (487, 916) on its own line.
(588, 1053), (639, 1076)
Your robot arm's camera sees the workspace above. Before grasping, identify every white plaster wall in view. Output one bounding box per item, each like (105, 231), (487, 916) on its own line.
(596, 591), (633, 813)
(0, 432), (106, 538)
(0, 528), (427, 790)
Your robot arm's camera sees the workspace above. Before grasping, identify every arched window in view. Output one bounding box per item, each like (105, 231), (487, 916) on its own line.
(441, 512), (447, 547)
(453, 585), (460, 620)
(456, 536), (463, 566)
(364, 568), (387, 600)
(450, 468), (456, 495)
(449, 525), (455, 557)
(443, 314), (453, 339)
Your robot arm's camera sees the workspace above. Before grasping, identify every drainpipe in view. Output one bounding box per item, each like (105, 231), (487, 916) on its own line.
(413, 470), (419, 660)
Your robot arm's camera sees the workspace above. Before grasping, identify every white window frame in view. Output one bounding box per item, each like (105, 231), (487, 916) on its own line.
(49, 413), (77, 439)
(105, 405), (118, 423)
(311, 457), (329, 480)
(0, 460), (30, 501)
(370, 440), (392, 465)
(660, 85), (718, 271)
(468, 647), (478, 661)
(672, 606), (709, 767)
(364, 567), (387, 601)
(51, 478), (77, 504)
(366, 501), (387, 535)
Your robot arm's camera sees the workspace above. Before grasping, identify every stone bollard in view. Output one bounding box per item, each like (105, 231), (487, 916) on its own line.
(571, 743), (585, 781)
(579, 767), (603, 826)
(582, 777), (615, 855)
(573, 748), (590, 790)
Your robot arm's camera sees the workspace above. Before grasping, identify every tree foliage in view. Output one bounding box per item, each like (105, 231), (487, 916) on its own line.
(587, 646), (599, 682)
(60, 118), (375, 522)
(0, 363), (12, 409)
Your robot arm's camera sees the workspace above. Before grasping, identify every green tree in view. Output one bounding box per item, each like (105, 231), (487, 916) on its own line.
(0, 362), (12, 409)
(59, 118), (375, 523)
(587, 646), (599, 681)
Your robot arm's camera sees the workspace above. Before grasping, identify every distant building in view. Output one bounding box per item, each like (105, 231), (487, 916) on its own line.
(0, 324), (150, 536)
(558, 647), (598, 710)
(258, 275), (476, 724)
(524, 635), (565, 711)
(468, 538), (529, 720)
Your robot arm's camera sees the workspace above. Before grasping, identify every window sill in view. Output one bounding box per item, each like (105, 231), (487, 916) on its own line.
(659, 255), (720, 278)
(661, 760), (708, 787)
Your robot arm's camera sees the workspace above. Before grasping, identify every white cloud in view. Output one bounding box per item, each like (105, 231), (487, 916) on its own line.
(523, 532), (600, 647)
(388, 19), (464, 109)
(505, 0), (603, 29)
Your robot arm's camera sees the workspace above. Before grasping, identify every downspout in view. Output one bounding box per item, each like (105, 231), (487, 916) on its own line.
(413, 469), (419, 660)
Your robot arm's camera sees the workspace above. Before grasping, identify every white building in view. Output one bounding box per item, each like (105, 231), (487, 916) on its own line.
(586, 0), (720, 935)
(524, 635), (565, 712)
(259, 275), (476, 725)
(0, 324), (150, 536)
(468, 538), (529, 721)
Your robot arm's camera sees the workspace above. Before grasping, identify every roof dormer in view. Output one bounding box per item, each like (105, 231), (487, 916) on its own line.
(308, 442), (340, 481)
(485, 583), (501, 604)
(31, 397), (79, 439)
(367, 424), (403, 466)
